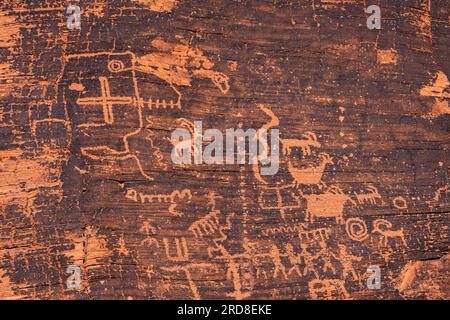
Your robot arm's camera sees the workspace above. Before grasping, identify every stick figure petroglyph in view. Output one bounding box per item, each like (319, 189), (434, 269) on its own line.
(316, 240), (339, 275)
(337, 245), (362, 281)
(285, 243), (302, 278)
(298, 243), (319, 278)
(139, 220), (159, 247)
(270, 244), (288, 280)
(208, 244), (252, 300)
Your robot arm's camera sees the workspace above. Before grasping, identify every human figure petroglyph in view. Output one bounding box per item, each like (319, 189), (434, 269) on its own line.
(298, 243), (319, 278)
(316, 240), (339, 275)
(285, 243), (302, 278)
(304, 186), (356, 224)
(208, 244), (252, 300)
(337, 245), (362, 281)
(372, 219), (408, 247)
(139, 220), (159, 247)
(161, 263), (217, 300)
(270, 244), (288, 280)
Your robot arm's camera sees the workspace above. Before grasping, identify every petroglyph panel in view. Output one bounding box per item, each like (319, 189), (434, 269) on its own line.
(0, 0), (448, 300)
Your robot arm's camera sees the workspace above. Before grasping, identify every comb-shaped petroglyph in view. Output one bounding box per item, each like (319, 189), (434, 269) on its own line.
(298, 224), (330, 243)
(163, 237), (190, 261)
(354, 185), (383, 206)
(189, 192), (222, 238)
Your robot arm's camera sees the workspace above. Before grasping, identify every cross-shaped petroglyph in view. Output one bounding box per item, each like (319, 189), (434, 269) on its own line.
(76, 77), (133, 125)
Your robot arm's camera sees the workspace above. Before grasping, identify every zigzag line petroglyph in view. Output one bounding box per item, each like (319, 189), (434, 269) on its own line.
(125, 188), (192, 216)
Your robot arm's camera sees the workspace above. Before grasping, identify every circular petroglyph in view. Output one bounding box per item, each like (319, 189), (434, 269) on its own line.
(108, 59), (125, 73)
(393, 196), (408, 209)
(345, 218), (369, 241)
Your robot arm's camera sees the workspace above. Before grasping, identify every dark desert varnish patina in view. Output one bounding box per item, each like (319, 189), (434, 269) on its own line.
(0, 0), (448, 300)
